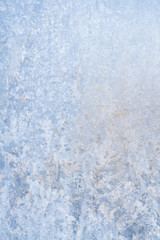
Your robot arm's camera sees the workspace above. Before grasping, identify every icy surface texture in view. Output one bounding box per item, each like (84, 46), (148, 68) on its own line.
(1, 0), (160, 239)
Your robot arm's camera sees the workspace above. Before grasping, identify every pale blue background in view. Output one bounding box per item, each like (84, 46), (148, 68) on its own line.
(1, 0), (160, 239)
